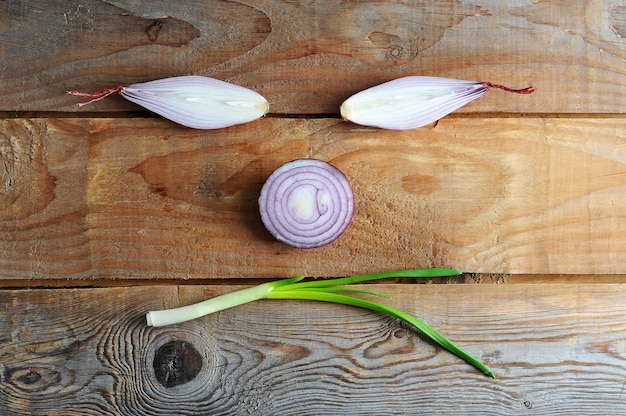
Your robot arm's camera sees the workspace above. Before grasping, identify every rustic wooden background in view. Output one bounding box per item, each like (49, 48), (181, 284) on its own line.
(1, 0), (625, 414)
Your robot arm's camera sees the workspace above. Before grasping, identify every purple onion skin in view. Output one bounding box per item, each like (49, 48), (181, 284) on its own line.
(259, 159), (354, 249)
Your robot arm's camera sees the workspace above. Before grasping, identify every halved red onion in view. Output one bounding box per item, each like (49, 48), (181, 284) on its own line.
(259, 159), (354, 249)
(340, 76), (535, 130)
(67, 76), (269, 129)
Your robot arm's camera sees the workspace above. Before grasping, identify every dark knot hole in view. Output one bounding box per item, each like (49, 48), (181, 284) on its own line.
(153, 340), (202, 387)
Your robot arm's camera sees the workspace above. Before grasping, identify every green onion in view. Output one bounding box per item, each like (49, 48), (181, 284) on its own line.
(146, 268), (495, 378)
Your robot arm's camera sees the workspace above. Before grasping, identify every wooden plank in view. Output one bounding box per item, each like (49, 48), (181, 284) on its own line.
(0, 283), (624, 415)
(1, 0), (625, 114)
(1, 117), (625, 279)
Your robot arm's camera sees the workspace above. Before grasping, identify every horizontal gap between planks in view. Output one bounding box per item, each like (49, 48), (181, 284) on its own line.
(1, 111), (626, 121)
(0, 274), (625, 290)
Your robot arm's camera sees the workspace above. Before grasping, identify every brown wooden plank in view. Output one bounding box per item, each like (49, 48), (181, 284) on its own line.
(465, 273), (626, 284)
(0, 283), (624, 415)
(1, 1), (625, 114)
(1, 117), (625, 279)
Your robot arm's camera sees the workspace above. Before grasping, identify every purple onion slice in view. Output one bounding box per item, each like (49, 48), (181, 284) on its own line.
(259, 159), (354, 249)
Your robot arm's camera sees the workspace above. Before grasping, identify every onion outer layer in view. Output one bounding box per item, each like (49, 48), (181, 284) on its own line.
(259, 159), (354, 249)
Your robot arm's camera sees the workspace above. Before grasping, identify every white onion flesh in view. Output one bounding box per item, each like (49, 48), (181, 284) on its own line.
(120, 76), (268, 129)
(259, 159), (354, 249)
(340, 76), (489, 130)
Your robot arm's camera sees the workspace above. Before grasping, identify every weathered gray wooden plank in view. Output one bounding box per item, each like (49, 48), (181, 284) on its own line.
(0, 283), (624, 415)
(1, 1), (625, 114)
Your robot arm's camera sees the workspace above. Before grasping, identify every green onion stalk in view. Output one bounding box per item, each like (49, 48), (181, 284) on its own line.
(146, 268), (495, 378)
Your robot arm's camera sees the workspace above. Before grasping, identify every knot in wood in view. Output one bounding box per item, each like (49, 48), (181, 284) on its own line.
(145, 20), (163, 42)
(153, 340), (202, 388)
(388, 45), (404, 59)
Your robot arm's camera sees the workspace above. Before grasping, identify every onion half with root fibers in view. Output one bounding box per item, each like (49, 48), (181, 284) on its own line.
(259, 159), (354, 249)
(340, 76), (535, 130)
(67, 76), (269, 129)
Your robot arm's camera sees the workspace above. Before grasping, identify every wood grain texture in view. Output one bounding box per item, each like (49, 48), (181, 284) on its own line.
(1, 0), (625, 414)
(1, 117), (625, 279)
(0, 283), (624, 415)
(1, 0), (625, 113)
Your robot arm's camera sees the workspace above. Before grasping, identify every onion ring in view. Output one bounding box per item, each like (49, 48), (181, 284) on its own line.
(259, 159), (354, 248)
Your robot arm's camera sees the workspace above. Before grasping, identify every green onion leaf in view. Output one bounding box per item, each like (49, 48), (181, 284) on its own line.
(145, 268), (495, 378)
(279, 268), (461, 290)
(266, 289), (495, 379)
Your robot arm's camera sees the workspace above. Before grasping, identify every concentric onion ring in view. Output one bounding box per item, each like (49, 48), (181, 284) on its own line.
(259, 159), (354, 249)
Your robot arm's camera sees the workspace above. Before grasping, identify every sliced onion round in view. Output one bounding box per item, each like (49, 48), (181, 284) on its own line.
(259, 159), (354, 249)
